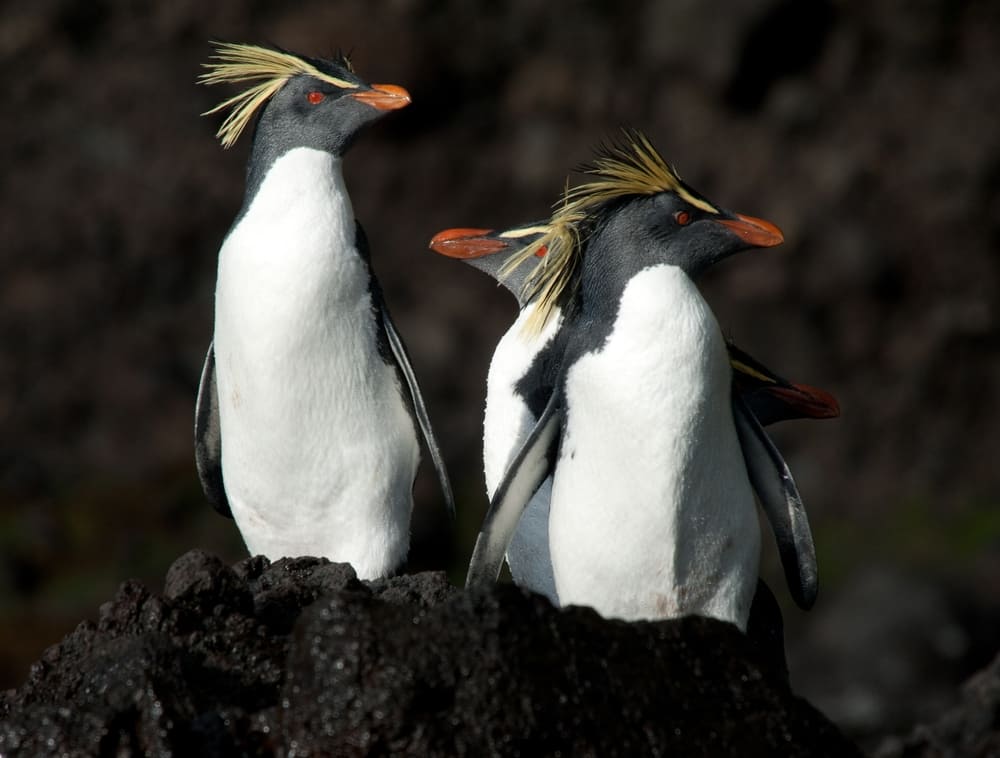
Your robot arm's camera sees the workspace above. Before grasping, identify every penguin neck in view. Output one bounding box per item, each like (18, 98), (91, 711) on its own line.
(579, 241), (649, 327)
(220, 147), (364, 312)
(235, 147), (354, 252)
(242, 135), (346, 215)
(468, 254), (527, 304)
(572, 258), (714, 369)
(467, 244), (545, 306)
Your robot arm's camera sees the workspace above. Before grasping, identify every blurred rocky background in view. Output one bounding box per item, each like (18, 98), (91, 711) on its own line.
(1, 0), (997, 752)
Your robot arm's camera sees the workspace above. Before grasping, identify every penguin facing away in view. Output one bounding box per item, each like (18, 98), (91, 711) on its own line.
(464, 132), (809, 630)
(432, 220), (838, 609)
(194, 42), (453, 580)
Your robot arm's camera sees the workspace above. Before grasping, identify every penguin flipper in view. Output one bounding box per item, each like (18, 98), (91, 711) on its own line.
(466, 388), (563, 589)
(194, 342), (232, 518)
(732, 392), (817, 610)
(354, 219), (455, 520)
(377, 298), (456, 521)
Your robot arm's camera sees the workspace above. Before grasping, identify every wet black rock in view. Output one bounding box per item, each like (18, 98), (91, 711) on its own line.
(0, 549), (861, 756)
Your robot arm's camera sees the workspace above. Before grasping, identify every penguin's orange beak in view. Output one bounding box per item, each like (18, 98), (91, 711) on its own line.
(429, 228), (507, 258)
(763, 382), (841, 419)
(716, 213), (784, 248)
(350, 83), (412, 111)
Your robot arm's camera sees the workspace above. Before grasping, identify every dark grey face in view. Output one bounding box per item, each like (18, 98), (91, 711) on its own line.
(240, 65), (409, 207)
(580, 189), (781, 310)
(428, 223), (550, 307)
(464, 228), (547, 304)
(256, 73), (384, 157)
(594, 193), (740, 276)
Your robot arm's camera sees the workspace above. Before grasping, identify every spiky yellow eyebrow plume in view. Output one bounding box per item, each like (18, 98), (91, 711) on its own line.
(728, 359), (775, 384)
(499, 209), (585, 334)
(503, 130), (716, 334)
(499, 225), (551, 239)
(563, 130), (720, 216)
(199, 42), (359, 149)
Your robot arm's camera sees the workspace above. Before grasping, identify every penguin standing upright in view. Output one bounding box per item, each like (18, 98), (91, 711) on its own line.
(433, 221), (837, 610)
(465, 132), (809, 630)
(194, 43), (452, 579)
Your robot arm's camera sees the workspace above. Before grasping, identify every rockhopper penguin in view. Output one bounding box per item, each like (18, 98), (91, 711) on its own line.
(194, 42), (453, 579)
(432, 221), (838, 610)
(463, 132), (814, 630)
(431, 223), (567, 602)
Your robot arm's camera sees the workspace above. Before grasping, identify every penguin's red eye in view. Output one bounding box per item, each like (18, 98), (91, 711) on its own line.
(534, 245), (548, 258)
(307, 91), (326, 105)
(674, 210), (691, 225)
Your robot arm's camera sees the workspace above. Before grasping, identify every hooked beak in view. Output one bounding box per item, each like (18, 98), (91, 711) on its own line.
(716, 213), (784, 248)
(350, 83), (412, 111)
(429, 228), (508, 259)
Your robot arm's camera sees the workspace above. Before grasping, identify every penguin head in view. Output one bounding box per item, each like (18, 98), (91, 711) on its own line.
(571, 130), (783, 281)
(589, 188), (783, 280)
(200, 42), (410, 156)
(429, 223), (550, 305)
(256, 66), (410, 157)
(487, 130), (784, 332)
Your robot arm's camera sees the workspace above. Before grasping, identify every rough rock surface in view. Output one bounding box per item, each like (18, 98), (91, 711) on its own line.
(0, 550), (861, 756)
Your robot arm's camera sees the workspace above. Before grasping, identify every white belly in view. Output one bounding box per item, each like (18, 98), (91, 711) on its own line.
(213, 148), (419, 579)
(549, 265), (759, 629)
(483, 305), (562, 603)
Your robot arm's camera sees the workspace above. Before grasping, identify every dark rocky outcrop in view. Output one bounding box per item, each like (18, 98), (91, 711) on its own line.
(0, 550), (862, 756)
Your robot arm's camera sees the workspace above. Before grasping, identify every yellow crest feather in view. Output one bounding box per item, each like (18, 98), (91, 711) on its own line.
(563, 130), (720, 216)
(199, 42), (359, 149)
(499, 208), (586, 334)
(509, 130), (717, 334)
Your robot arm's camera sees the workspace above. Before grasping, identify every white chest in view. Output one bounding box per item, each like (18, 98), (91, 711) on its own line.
(549, 265), (759, 628)
(211, 148), (419, 578)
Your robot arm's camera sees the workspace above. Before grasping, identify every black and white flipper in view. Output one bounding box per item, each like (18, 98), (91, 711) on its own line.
(377, 294), (456, 520)
(194, 342), (231, 518)
(733, 392), (818, 610)
(466, 388), (563, 589)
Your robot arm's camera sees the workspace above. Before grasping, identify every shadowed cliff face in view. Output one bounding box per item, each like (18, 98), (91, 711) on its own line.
(0, 550), (862, 757)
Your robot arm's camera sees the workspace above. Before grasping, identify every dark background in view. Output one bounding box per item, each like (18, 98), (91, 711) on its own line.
(2, 0), (997, 748)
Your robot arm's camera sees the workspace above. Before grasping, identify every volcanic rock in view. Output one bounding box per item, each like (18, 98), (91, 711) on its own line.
(0, 550), (861, 756)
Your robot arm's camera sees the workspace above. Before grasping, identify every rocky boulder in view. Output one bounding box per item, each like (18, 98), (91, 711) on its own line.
(0, 549), (861, 756)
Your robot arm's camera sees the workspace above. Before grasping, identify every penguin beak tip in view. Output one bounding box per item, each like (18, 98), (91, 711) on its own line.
(718, 214), (784, 248)
(351, 83), (412, 111)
